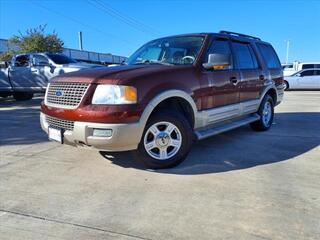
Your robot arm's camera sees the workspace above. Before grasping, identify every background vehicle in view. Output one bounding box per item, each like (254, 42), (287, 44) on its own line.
(284, 68), (320, 90)
(283, 61), (320, 76)
(0, 53), (104, 100)
(41, 31), (284, 169)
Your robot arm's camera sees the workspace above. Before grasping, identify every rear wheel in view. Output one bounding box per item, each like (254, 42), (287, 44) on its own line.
(13, 92), (34, 101)
(136, 110), (193, 169)
(250, 95), (274, 131)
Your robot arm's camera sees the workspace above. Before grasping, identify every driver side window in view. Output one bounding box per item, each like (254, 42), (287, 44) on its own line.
(33, 55), (49, 66)
(300, 70), (314, 77)
(206, 39), (233, 69)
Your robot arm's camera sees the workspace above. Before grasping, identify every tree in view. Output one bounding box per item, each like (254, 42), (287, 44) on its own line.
(0, 25), (64, 61)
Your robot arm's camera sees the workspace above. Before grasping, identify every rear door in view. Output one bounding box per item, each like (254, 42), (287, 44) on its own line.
(231, 41), (262, 103)
(9, 54), (35, 90)
(200, 38), (240, 110)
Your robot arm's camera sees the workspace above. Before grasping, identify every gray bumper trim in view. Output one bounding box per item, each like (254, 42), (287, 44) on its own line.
(40, 113), (144, 151)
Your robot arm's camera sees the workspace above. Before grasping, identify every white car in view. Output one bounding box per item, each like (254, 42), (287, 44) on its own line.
(284, 69), (320, 90)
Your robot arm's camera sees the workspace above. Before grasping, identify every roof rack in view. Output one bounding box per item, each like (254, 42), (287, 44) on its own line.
(219, 30), (261, 40)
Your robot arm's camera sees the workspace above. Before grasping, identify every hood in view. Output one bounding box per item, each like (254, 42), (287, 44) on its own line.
(61, 62), (105, 69)
(52, 64), (189, 84)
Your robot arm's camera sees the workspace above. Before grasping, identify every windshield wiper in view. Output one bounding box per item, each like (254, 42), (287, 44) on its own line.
(134, 59), (173, 66)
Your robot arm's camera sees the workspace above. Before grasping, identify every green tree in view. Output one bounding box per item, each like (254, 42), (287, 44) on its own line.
(0, 25), (64, 61)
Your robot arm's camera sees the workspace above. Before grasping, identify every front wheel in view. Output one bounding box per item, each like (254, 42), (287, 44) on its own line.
(284, 81), (290, 91)
(136, 110), (193, 169)
(250, 95), (274, 131)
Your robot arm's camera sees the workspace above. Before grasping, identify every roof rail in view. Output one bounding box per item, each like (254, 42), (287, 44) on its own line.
(219, 30), (261, 40)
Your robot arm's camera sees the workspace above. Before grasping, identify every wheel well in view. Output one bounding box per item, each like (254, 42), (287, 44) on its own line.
(266, 88), (277, 104)
(149, 97), (195, 128)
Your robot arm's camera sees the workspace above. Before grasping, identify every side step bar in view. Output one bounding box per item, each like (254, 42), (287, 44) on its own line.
(195, 114), (260, 140)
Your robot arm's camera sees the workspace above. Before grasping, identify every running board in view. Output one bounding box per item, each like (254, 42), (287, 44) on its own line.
(195, 114), (260, 140)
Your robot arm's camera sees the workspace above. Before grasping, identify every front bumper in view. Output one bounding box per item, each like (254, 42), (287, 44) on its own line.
(40, 113), (144, 151)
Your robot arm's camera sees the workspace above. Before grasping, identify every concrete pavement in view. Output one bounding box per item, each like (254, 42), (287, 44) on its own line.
(0, 92), (319, 240)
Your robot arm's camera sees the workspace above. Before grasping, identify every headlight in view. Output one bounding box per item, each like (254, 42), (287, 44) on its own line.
(92, 85), (137, 105)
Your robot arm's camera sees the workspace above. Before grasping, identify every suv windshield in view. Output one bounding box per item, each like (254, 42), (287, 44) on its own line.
(46, 53), (77, 64)
(127, 36), (205, 65)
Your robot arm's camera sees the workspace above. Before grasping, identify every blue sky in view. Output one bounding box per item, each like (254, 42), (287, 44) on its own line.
(0, 0), (319, 63)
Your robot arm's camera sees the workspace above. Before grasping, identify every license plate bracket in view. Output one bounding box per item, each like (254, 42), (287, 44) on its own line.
(48, 127), (64, 144)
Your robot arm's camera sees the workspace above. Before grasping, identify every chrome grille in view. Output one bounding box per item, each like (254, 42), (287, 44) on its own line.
(46, 82), (89, 108)
(46, 115), (74, 131)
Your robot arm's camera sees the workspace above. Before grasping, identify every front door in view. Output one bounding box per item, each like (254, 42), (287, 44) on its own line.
(200, 38), (240, 110)
(31, 54), (53, 89)
(298, 70), (318, 88)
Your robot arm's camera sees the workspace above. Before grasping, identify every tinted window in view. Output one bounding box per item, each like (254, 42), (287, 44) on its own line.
(33, 55), (49, 66)
(127, 36), (204, 65)
(300, 70), (315, 77)
(47, 54), (77, 64)
(206, 39), (232, 68)
(302, 64), (320, 69)
(232, 42), (258, 69)
(257, 43), (281, 69)
(15, 55), (30, 67)
(315, 70), (320, 75)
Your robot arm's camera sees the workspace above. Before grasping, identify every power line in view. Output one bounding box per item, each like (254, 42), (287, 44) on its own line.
(88, 0), (160, 36)
(29, 0), (133, 46)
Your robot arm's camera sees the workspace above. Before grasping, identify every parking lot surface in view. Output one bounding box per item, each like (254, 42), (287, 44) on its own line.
(0, 91), (319, 240)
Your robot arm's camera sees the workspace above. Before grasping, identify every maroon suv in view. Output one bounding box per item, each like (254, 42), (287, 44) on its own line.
(41, 31), (284, 169)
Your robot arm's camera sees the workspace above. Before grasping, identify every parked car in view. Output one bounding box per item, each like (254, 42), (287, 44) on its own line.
(284, 69), (320, 90)
(40, 31), (284, 169)
(283, 61), (320, 76)
(0, 53), (104, 100)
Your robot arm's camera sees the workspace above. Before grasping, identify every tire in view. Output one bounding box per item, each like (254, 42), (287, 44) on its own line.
(13, 92), (34, 101)
(136, 110), (193, 169)
(250, 95), (274, 131)
(284, 81), (290, 91)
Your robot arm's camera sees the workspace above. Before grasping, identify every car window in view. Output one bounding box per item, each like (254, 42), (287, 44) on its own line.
(127, 36), (205, 65)
(315, 70), (320, 75)
(33, 55), (49, 66)
(232, 42), (258, 69)
(301, 64), (320, 69)
(300, 70), (315, 77)
(206, 39), (232, 69)
(15, 55), (30, 67)
(257, 43), (281, 69)
(46, 53), (77, 64)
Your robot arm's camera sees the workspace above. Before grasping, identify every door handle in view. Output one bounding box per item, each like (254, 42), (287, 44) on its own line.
(31, 69), (38, 73)
(230, 76), (238, 84)
(259, 75), (265, 80)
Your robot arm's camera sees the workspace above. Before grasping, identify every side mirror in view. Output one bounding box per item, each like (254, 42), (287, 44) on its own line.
(296, 73), (301, 77)
(203, 53), (231, 70)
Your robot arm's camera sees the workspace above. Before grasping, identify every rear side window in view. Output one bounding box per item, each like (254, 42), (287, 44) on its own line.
(232, 42), (258, 69)
(257, 43), (281, 69)
(302, 64), (320, 69)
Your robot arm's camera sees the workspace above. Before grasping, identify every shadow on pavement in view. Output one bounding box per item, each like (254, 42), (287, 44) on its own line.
(100, 112), (320, 175)
(0, 96), (47, 146)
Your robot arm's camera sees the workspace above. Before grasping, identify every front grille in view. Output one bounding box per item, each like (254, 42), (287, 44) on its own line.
(46, 115), (74, 131)
(46, 82), (89, 109)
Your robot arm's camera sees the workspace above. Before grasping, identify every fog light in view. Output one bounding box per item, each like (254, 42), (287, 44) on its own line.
(93, 129), (113, 137)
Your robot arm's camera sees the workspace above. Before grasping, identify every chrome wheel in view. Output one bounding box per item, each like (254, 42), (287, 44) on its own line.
(262, 101), (272, 126)
(143, 121), (182, 160)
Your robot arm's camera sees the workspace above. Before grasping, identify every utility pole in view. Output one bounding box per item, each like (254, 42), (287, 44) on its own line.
(78, 31), (83, 51)
(285, 40), (290, 64)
